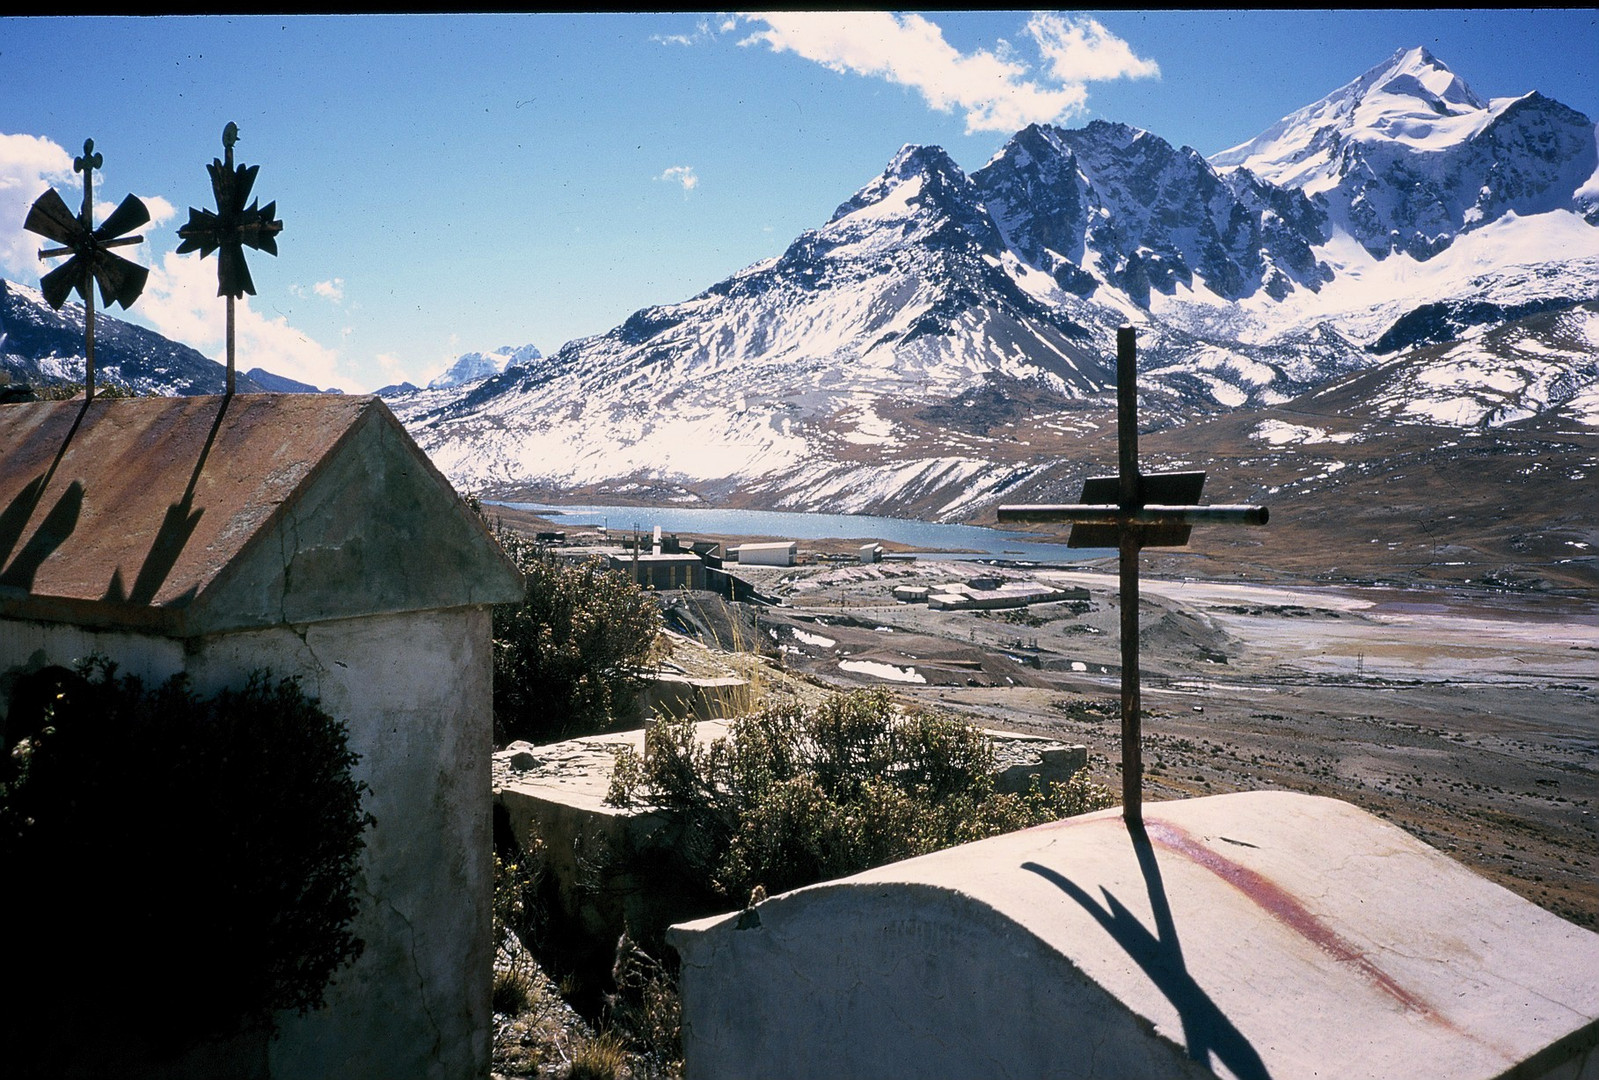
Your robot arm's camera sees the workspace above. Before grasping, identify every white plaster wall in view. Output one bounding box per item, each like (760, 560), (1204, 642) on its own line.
(733, 542), (795, 566)
(670, 883), (1210, 1080)
(0, 608), (493, 1080)
(0, 619), (186, 702)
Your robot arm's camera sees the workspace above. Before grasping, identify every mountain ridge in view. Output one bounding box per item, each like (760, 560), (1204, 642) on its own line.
(384, 48), (1596, 533)
(0, 279), (267, 396)
(3, 49), (1594, 592)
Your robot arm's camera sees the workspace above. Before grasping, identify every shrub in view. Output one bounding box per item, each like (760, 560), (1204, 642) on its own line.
(492, 533), (663, 746)
(28, 378), (138, 400)
(493, 964), (537, 1017)
(0, 658), (371, 1064)
(493, 843), (548, 950)
(608, 688), (1114, 901)
(606, 931), (682, 1073)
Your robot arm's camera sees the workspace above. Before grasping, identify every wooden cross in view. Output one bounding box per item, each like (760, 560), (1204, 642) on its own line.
(997, 327), (1268, 824)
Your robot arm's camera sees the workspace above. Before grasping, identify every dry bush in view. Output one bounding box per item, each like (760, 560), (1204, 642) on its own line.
(608, 688), (1114, 900)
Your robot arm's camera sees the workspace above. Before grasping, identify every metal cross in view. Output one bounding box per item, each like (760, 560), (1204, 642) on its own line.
(23, 138), (151, 401)
(997, 327), (1268, 824)
(176, 122), (283, 394)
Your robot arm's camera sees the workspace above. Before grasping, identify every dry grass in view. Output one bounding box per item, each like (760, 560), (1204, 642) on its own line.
(564, 1034), (630, 1080)
(492, 931), (600, 1078)
(494, 927), (683, 1079)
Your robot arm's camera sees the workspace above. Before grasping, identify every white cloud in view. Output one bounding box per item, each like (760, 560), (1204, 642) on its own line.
(737, 12), (1157, 134)
(89, 193), (176, 232)
(658, 165), (699, 193)
(652, 15), (736, 46)
(139, 250), (357, 392)
(1, 132), (177, 285)
(140, 194), (177, 228)
(1028, 13), (1160, 83)
(290, 277), (346, 304)
(0, 132), (74, 278)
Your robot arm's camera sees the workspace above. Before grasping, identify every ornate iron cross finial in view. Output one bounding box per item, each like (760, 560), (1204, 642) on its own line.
(75, 138), (103, 175)
(998, 328), (1269, 825)
(176, 122), (283, 394)
(23, 137), (151, 401)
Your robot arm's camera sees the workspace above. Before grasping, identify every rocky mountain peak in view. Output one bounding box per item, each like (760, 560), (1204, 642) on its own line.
(1213, 47), (1597, 259)
(1367, 45), (1486, 115)
(974, 118), (1328, 306)
(827, 143), (980, 227)
(427, 344), (544, 390)
(1211, 47), (1493, 190)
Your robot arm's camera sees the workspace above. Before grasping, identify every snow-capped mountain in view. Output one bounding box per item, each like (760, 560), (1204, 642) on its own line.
(975, 120), (1332, 306)
(399, 142), (1137, 517)
(1212, 47), (1599, 258)
(6, 48), (1590, 548)
(427, 344), (543, 389)
(1326, 300), (1599, 430)
(390, 49), (1598, 522)
(0, 279), (266, 396)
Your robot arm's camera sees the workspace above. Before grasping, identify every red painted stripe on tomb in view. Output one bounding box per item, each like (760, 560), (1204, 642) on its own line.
(1144, 818), (1446, 1024)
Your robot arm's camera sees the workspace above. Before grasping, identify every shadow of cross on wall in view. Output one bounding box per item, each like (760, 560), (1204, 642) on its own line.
(1023, 830), (1271, 1080)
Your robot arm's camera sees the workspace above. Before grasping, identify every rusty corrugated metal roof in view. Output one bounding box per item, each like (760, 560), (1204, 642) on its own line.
(0, 393), (521, 634)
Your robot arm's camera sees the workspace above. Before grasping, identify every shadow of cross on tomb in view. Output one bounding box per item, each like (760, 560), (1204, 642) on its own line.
(998, 326), (1268, 825)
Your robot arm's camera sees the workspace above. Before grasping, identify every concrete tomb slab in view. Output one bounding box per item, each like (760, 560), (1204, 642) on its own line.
(493, 721), (1089, 982)
(669, 790), (1599, 1080)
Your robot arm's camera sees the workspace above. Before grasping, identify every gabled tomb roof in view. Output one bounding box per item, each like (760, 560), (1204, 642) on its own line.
(0, 394), (523, 635)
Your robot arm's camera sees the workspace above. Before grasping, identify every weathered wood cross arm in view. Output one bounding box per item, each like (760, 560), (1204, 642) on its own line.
(998, 505), (1268, 528)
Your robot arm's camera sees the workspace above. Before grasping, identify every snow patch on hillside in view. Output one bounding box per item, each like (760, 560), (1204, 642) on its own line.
(1252, 420), (1358, 446)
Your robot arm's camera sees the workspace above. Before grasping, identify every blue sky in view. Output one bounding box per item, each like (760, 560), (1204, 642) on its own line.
(2, 11), (1594, 392)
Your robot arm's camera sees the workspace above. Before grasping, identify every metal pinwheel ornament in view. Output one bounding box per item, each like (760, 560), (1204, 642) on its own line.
(23, 138), (150, 400)
(177, 122), (284, 392)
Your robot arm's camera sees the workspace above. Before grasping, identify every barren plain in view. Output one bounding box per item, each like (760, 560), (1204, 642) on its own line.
(494, 497), (1598, 930)
(695, 559), (1599, 930)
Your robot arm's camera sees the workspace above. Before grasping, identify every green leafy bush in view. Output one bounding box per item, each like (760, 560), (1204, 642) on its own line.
(608, 688), (1113, 900)
(0, 659), (371, 1065)
(492, 533), (663, 746)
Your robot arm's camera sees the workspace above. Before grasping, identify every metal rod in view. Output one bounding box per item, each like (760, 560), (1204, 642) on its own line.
(1119, 527), (1142, 825)
(998, 504), (1270, 526)
(1116, 325), (1142, 825)
(38, 235), (143, 258)
(80, 146), (95, 403)
(84, 285), (95, 403)
(224, 132), (236, 397)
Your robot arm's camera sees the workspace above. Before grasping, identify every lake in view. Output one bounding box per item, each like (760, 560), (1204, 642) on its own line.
(492, 501), (1112, 563)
